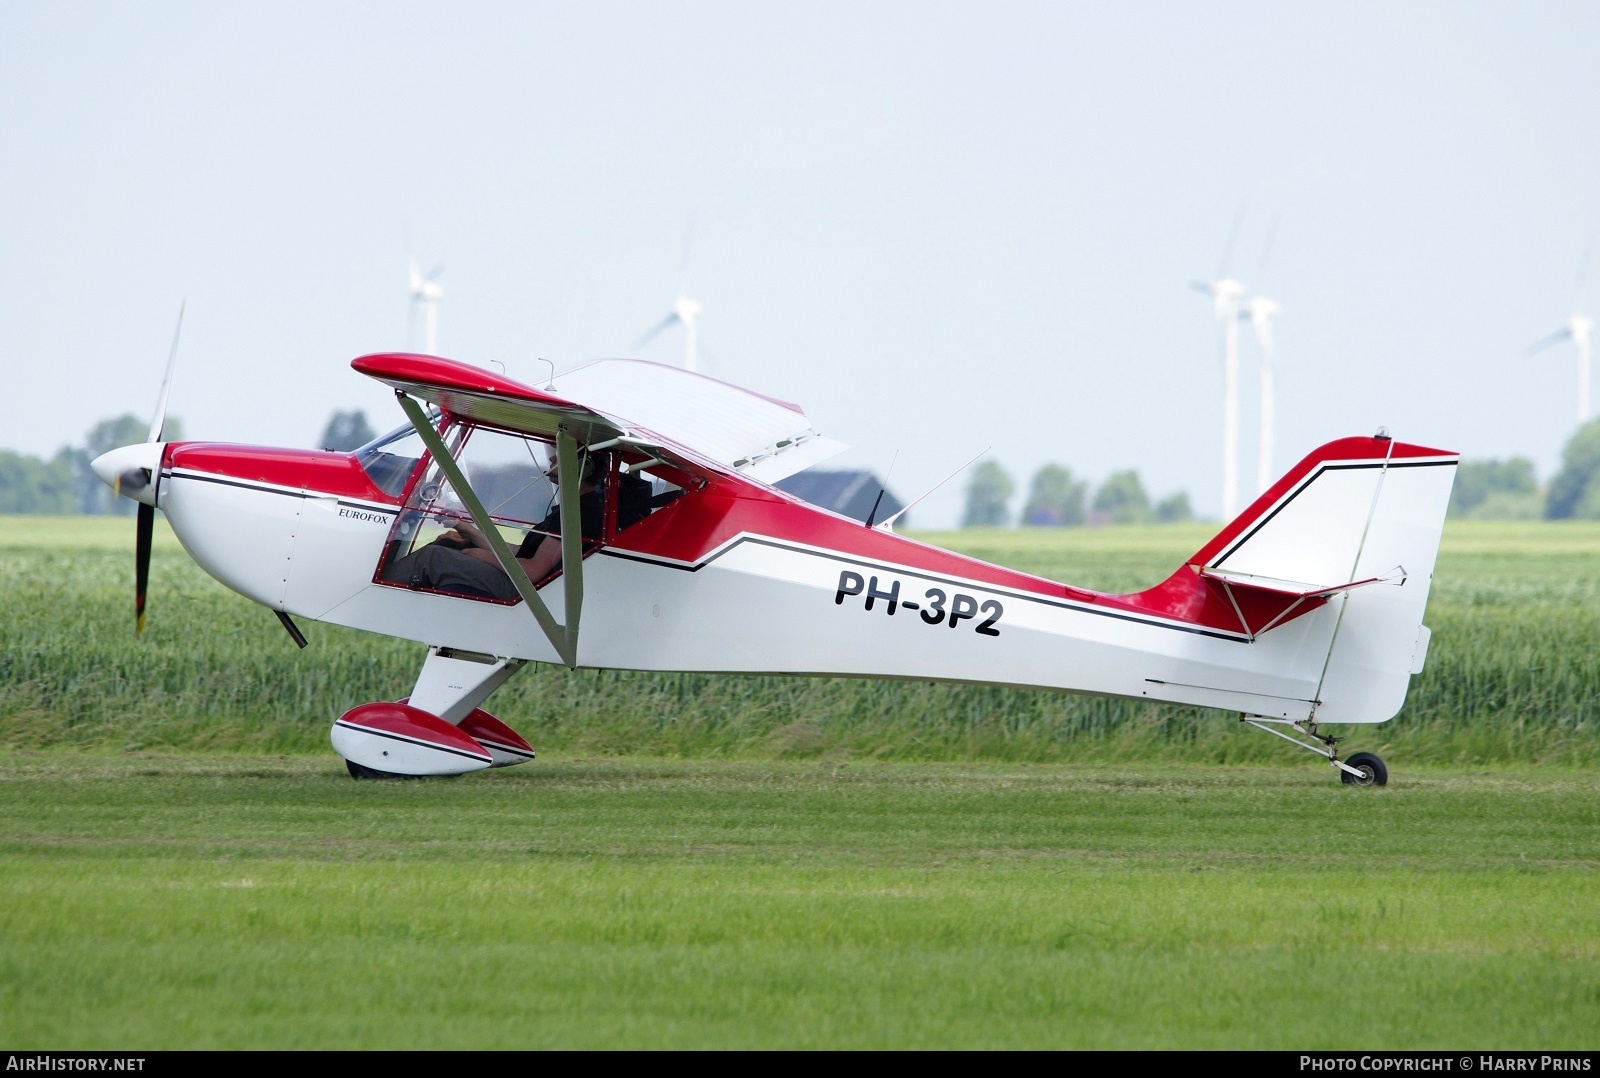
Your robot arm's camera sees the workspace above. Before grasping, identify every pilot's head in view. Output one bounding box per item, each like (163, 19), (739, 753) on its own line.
(547, 449), (606, 492)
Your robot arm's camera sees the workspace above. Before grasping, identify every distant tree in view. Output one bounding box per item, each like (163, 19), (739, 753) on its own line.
(0, 449), (78, 514)
(1448, 458), (1540, 520)
(1545, 420), (1600, 519)
(1153, 491), (1193, 523)
(961, 460), (1014, 528)
(76, 414), (184, 515)
(320, 410), (376, 452)
(1021, 464), (1086, 527)
(1092, 470), (1151, 524)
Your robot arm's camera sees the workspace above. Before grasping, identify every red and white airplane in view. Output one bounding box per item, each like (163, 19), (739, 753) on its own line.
(93, 349), (1457, 785)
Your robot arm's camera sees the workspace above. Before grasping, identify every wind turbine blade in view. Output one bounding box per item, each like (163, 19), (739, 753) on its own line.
(633, 313), (679, 351)
(426, 262), (446, 283)
(678, 212), (696, 292)
(148, 301), (185, 443)
(1189, 279), (1215, 295)
(1572, 233), (1596, 315)
(1526, 329), (1573, 356)
(1256, 215), (1278, 288)
(1217, 201), (1246, 280)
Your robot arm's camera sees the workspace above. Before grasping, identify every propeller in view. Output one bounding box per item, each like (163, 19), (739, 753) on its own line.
(131, 302), (184, 633)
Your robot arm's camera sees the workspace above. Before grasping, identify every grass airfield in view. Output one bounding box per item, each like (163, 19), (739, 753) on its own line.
(3, 755), (1597, 1049)
(2, 515), (1599, 1047)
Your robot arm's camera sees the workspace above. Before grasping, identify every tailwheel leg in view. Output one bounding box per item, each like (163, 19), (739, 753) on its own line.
(1238, 715), (1387, 786)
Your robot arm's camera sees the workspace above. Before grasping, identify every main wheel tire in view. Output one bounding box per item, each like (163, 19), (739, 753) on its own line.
(1340, 751), (1388, 787)
(345, 759), (422, 781)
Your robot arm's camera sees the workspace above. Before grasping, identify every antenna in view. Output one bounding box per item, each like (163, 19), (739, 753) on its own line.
(876, 446), (990, 530)
(863, 449), (901, 528)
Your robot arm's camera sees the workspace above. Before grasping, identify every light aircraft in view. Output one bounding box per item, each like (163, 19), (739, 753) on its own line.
(93, 348), (1457, 785)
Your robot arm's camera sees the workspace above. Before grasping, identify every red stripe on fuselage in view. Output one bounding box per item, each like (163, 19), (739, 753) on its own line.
(165, 443), (399, 503)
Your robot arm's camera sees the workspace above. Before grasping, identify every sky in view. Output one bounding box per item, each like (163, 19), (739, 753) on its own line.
(3, 1), (1597, 527)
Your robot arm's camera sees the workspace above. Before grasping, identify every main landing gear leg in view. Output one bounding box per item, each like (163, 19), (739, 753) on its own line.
(1238, 715), (1388, 786)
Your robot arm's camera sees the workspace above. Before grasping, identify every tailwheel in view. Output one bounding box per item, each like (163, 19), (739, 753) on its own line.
(1340, 751), (1388, 787)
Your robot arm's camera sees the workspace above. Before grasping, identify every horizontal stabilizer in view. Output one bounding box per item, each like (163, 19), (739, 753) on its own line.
(1198, 565), (1406, 639)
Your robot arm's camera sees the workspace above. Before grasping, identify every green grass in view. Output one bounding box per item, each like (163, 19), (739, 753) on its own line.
(4, 518), (1598, 1048)
(1, 756), (1597, 1049)
(3, 516), (1600, 764)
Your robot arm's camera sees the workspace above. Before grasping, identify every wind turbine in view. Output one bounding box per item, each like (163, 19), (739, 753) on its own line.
(1527, 239), (1595, 425)
(635, 290), (703, 373)
(409, 260), (445, 355)
(1192, 213), (1248, 520)
(635, 217), (704, 373)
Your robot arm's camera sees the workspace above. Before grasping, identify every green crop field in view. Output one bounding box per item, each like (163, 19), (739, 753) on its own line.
(1, 515), (1597, 1048)
(3, 515), (1599, 765)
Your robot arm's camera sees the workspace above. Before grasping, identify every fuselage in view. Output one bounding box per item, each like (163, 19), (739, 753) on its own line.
(152, 437), (1353, 724)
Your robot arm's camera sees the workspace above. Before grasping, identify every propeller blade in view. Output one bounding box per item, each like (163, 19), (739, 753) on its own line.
(148, 301), (185, 443)
(135, 502), (154, 634)
(633, 313), (679, 350)
(1526, 328), (1573, 356)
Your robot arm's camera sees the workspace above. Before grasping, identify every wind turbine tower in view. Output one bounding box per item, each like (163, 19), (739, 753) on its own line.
(1528, 241), (1596, 425)
(409, 261), (445, 355)
(1193, 273), (1248, 520)
(1243, 293), (1281, 495)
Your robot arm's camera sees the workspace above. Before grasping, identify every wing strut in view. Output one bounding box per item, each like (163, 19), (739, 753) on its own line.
(396, 391), (583, 668)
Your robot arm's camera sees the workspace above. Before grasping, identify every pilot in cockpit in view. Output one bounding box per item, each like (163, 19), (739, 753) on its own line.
(382, 449), (652, 601)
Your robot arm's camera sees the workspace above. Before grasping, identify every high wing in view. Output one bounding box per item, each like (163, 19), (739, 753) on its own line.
(350, 353), (847, 484)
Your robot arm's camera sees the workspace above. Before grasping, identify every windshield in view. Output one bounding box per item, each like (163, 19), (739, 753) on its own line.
(354, 420), (431, 498)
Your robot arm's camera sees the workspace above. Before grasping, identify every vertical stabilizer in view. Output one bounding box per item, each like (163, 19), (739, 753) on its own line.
(1183, 436), (1458, 723)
